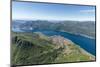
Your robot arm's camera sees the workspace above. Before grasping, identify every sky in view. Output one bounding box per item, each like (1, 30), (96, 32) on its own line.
(12, 1), (96, 21)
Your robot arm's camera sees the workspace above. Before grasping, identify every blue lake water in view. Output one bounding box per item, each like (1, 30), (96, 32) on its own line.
(12, 29), (96, 56)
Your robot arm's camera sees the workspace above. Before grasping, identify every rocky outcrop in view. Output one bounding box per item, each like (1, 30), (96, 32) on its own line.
(50, 35), (73, 49)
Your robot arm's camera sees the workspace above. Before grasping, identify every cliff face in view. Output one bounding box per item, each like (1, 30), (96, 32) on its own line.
(11, 32), (95, 65)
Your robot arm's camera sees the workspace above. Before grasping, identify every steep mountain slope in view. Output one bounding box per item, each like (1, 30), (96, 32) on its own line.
(12, 20), (95, 38)
(11, 32), (95, 65)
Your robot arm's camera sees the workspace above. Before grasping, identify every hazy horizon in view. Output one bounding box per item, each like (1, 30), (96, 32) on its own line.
(12, 18), (96, 22)
(12, 1), (96, 21)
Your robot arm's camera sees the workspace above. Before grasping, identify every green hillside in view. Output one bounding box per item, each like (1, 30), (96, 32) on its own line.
(11, 32), (95, 65)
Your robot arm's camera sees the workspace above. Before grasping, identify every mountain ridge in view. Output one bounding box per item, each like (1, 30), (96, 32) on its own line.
(11, 32), (95, 65)
(12, 20), (95, 38)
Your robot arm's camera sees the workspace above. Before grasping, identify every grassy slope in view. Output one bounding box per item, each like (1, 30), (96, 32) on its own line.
(11, 32), (95, 65)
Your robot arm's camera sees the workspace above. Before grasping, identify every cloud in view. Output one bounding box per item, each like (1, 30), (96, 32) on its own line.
(80, 10), (95, 13)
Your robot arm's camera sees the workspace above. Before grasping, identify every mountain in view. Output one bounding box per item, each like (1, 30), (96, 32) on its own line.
(12, 20), (95, 38)
(11, 32), (95, 65)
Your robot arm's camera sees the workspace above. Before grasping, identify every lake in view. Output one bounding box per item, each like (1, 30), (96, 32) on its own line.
(12, 29), (96, 56)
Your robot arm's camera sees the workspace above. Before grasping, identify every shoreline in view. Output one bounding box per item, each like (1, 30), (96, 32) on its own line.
(12, 28), (95, 40)
(59, 30), (95, 39)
